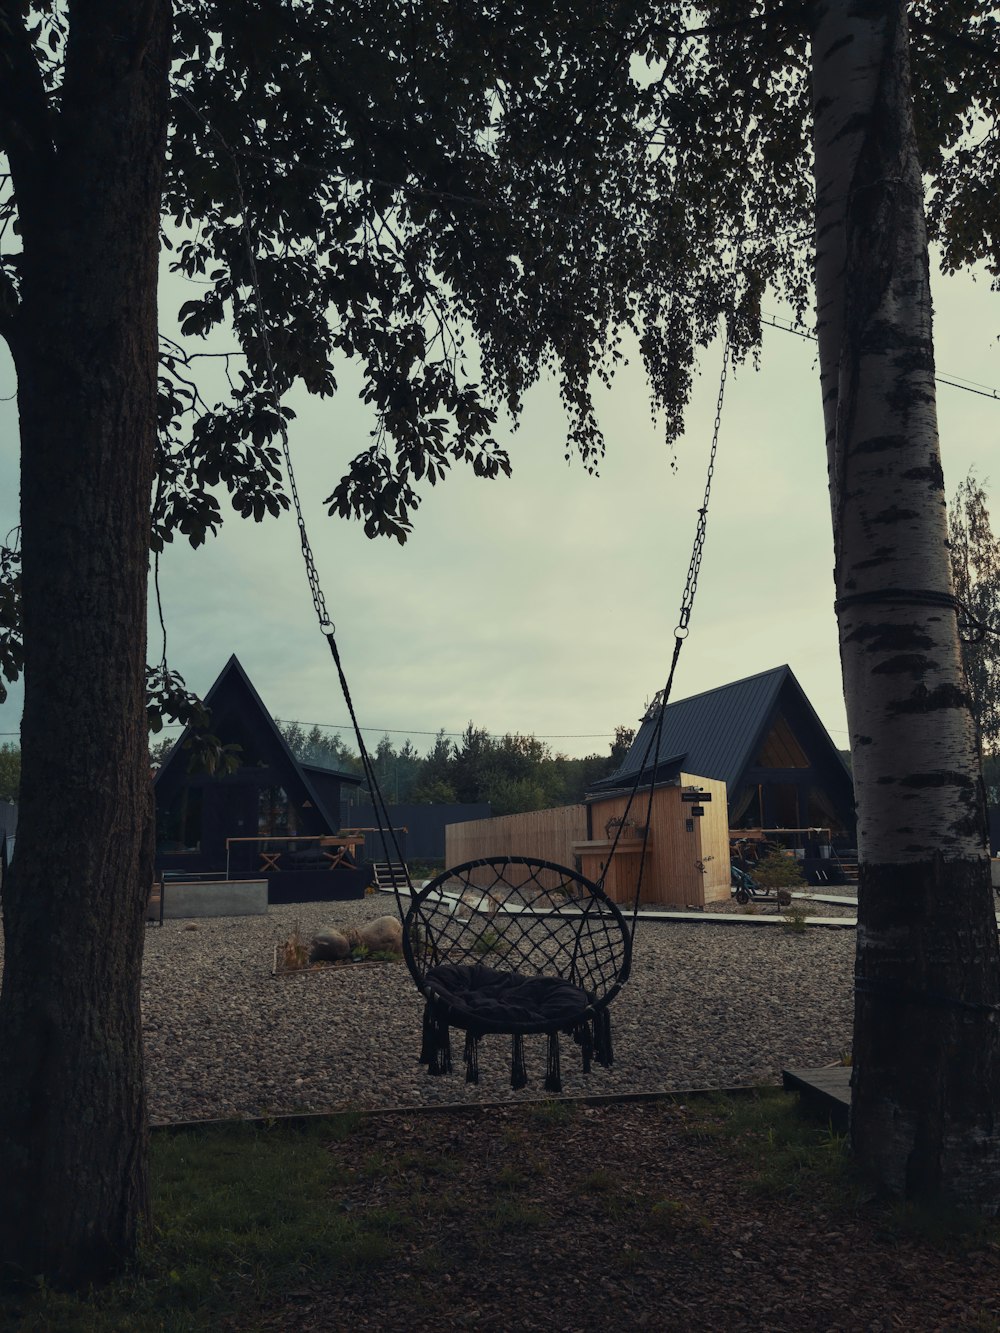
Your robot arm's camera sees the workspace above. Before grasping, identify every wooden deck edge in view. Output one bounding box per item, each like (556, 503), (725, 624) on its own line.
(782, 1065), (851, 1133)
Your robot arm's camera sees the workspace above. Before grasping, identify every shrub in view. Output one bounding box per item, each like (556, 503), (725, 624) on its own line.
(753, 849), (806, 891)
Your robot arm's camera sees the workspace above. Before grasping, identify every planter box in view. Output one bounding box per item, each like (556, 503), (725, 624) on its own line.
(162, 879), (268, 919)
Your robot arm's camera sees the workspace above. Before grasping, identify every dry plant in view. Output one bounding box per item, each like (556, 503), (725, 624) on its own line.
(278, 920), (311, 971)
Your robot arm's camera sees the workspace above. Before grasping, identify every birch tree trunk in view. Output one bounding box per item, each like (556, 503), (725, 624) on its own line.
(812, 0), (1000, 1205)
(0, 1), (170, 1284)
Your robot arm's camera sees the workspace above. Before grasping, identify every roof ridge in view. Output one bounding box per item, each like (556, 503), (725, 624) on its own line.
(655, 663), (789, 715)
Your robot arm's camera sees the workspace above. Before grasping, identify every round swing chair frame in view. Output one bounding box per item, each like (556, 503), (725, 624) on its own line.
(401, 855), (633, 1089)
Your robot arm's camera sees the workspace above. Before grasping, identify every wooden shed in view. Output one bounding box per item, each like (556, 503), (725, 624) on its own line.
(579, 773), (730, 908)
(444, 772), (730, 908)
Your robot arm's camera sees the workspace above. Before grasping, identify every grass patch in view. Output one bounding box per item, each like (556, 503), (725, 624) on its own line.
(526, 1098), (576, 1127)
(684, 1090), (858, 1209)
(644, 1197), (712, 1238)
(579, 1167), (618, 1194)
(885, 1200), (998, 1254)
(2, 1115), (388, 1333)
(494, 1164), (533, 1192)
(7, 1090), (996, 1332)
(472, 927), (508, 958)
(781, 901), (809, 933)
(485, 1200), (547, 1232)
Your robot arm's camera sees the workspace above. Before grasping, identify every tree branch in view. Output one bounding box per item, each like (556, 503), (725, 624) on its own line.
(645, 1), (810, 45)
(0, 1), (55, 228)
(910, 15), (1000, 65)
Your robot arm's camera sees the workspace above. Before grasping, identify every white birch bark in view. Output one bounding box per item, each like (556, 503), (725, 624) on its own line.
(812, 0), (1000, 1205)
(814, 0), (981, 864)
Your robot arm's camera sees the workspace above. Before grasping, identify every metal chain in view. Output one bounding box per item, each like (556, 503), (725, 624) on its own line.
(676, 332), (730, 638)
(959, 603), (1000, 646)
(232, 171), (335, 637)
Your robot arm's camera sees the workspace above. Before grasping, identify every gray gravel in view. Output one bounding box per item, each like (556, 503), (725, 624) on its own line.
(139, 896), (856, 1124)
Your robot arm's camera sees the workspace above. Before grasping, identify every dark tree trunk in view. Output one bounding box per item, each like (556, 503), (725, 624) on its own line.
(0, 2), (171, 1285)
(852, 859), (1000, 1203)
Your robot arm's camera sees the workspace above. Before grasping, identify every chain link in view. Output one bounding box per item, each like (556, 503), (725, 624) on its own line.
(675, 332), (730, 638)
(237, 180), (336, 637)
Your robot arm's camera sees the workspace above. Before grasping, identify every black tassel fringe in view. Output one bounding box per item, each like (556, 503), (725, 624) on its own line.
(464, 1031), (480, 1084)
(419, 999), (452, 1076)
(510, 1034), (527, 1090)
(544, 1030), (562, 1093)
(594, 1008), (613, 1068)
(420, 1005), (610, 1088)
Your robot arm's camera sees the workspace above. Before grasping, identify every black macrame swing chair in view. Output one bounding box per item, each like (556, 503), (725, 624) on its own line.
(295, 329), (730, 1092)
(221, 136), (732, 1092)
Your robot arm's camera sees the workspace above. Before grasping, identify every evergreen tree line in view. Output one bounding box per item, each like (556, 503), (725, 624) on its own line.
(950, 468), (1000, 800)
(12, 453), (1000, 817)
(0, 743), (18, 804)
(279, 720), (636, 817)
(15, 445), (1000, 820)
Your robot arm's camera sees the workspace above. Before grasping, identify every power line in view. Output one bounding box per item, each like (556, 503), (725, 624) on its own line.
(760, 312), (1000, 403)
(153, 716), (619, 741)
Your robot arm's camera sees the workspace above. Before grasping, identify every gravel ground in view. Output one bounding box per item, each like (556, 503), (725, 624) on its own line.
(140, 894), (856, 1124)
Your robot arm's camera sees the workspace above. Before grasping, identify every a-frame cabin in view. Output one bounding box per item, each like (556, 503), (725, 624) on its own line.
(154, 655), (368, 899)
(591, 664), (856, 843)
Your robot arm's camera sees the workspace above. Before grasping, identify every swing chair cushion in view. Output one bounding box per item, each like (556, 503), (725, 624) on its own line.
(424, 961), (591, 1035)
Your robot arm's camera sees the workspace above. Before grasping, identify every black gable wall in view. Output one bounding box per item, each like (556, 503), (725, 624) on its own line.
(729, 678), (855, 838)
(154, 657), (356, 877)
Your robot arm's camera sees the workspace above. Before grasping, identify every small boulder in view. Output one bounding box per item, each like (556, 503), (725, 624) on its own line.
(309, 927), (352, 963)
(356, 915), (404, 954)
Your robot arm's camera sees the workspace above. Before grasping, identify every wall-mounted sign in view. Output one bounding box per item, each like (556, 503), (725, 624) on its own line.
(681, 791), (712, 803)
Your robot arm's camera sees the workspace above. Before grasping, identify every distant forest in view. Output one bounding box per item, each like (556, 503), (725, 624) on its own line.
(278, 721), (637, 817)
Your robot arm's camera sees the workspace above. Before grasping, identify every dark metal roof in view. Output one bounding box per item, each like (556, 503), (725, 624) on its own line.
(592, 665), (804, 792)
(301, 760), (365, 786)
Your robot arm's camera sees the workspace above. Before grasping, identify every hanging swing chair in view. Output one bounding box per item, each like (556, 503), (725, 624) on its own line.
(278, 345), (726, 1088)
(403, 856), (631, 1090)
(218, 130), (732, 1092)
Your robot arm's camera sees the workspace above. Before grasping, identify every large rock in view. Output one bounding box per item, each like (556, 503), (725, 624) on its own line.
(356, 914), (404, 954)
(309, 927), (352, 963)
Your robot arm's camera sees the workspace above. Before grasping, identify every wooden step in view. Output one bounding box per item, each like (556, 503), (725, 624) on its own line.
(372, 861), (410, 890)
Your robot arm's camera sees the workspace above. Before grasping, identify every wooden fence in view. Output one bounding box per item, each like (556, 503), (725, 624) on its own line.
(445, 804), (587, 868)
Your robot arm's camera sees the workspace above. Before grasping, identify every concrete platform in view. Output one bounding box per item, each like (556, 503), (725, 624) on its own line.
(162, 879), (268, 919)
(792, 891), (858, 907)
(377, 885), (857, 927)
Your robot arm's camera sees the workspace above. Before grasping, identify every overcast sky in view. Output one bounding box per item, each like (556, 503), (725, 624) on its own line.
(0, 258), (997, 761)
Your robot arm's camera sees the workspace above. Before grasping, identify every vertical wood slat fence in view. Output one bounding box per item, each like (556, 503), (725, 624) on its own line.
(445, 806), (588, 887)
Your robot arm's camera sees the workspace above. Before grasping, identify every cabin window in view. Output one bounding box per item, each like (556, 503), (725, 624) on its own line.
(156, 785), (203, 853)
(257, 785), (299, 837)
(755, 713), (810, 769)
(806, 785), (847, 835)
(730, 785), (761, 827)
